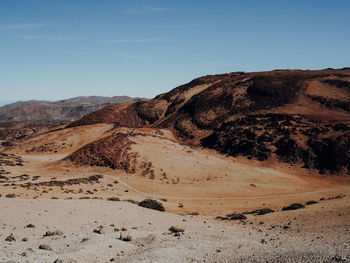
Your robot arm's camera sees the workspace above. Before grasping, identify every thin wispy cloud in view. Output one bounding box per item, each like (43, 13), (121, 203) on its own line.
(156, 22), (205, 28)
(102, 38), (164, 44)
(189, 61), (239, 67)
(150, 7), (169, 12)
(0, 23), (52, 31)
(17, 35), (71, 41)
(113, 52), (143, 60)
(123, 6), (170, 15)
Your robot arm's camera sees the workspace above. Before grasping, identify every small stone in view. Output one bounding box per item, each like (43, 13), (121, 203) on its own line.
(22, 237), (28, 242)
(54, 259), (63, 263)
(39, 244), (52, 251)
(81, 237), (89, 242)
(54, 230), (63, 236)
(44, 231), (54, 237)
(120, 233), (132, 242)
(5, 233), (16, 242)
(20, 251), (27, 257)
(26, 224), (35, 228)
(93, 225), (104, 234)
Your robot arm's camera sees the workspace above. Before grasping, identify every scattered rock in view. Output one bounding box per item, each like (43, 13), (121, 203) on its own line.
(26, 223), (35, 228)
(53, 259), (63, 263)
(39, 244), (52, 251)
(187, 211), (199, 216)
(119, 233), (132, 242)
(331, 256), (346, 262)
(44, 231), (54, 237)
(54, 230), (63, 236)
(93, 225), (104, 234)
(5, 233), (16, 242)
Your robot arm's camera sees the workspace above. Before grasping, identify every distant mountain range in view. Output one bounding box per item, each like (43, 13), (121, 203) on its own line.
(0, 96), (139, 124)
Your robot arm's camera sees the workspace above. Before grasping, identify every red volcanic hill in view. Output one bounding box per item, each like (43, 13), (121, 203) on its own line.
(67, 69), (350, 175)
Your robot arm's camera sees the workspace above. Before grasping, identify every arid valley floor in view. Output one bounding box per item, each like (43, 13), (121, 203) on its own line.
(1, 69), (350, 262)
(0, 125), (349, 262)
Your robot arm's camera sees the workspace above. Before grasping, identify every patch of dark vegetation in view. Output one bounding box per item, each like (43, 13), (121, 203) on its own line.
(246, 74), (304, 108)
(138, 198), (165, 212)
(274, 136), (303, 163)
(202, 118), (274, 161)
(282, 203), (305, 211)
(202, 113), (350, 174)
(307, 137), (350, 174)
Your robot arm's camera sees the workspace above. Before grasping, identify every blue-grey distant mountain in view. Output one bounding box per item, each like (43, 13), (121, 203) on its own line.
(0, 96), (138, 123)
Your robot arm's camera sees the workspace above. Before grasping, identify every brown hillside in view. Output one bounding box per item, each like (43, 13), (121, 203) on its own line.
(66, 69), (350, 174)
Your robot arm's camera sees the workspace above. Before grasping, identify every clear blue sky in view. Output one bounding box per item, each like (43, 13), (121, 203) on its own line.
(0, 0), (349, 103)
